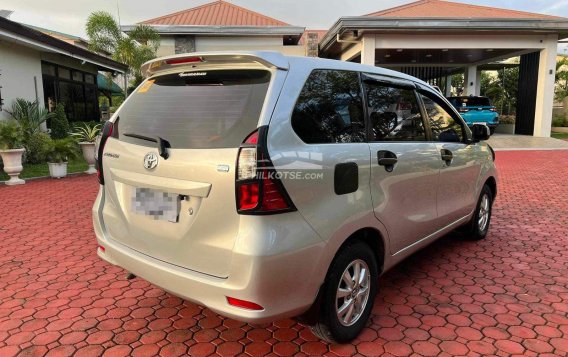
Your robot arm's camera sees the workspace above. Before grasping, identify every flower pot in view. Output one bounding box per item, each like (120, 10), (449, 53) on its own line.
(48, 162), (68, 179)
(495, 123), (515, 135)
(0, 148), (26, 185)
(79, 142), (97, 174)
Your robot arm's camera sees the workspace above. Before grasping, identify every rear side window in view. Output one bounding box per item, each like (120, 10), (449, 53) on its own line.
(364, 82), (426, 141)
(292, 70), (365, 144)
(116, 70), (270, 149)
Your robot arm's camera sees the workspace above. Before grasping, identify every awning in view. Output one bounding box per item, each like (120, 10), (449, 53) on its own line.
(97, 74), (123, 94)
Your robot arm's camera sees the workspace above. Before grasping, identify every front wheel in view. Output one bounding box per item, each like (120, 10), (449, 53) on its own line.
(309, 241), (378, 343)
(461, 184), (493, 240)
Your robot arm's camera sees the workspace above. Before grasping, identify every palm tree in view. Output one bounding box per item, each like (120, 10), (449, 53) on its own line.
(86, 11), (160, 91)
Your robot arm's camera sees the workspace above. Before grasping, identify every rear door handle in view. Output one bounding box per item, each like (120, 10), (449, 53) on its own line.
(441, 149), (453, 165)
(377, 150), (398, 172)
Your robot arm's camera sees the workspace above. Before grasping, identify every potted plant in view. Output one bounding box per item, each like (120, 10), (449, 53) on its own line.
(71, 122), (101, 174)
(0, 120), (26, 185)
(45, 138), (79, 178)
(495, 116), (515, 134)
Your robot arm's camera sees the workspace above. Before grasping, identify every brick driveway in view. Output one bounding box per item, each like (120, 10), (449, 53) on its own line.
(1, 150), (568, 357)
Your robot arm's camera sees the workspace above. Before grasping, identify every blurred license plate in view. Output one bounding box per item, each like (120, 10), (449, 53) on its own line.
(473, 122), (487, 126)
(132, 188), (180, 222)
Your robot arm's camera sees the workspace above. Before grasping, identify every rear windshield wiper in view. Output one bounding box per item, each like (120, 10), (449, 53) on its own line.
(123, 132), (171, 160)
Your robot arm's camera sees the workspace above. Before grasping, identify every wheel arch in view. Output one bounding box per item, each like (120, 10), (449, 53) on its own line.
(296, 226), (386, 325)
(485, 176), (497, 199)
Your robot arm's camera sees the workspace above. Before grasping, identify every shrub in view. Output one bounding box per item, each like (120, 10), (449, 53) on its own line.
(7, 98), (54, 142)
(24, 131), (51, 164)
(45, 137), (79, 163)
(552, 114), (568, 127)
(50, 104), (70, 139)
(0, 120), (24, 150)
(71, 122), (101, 143)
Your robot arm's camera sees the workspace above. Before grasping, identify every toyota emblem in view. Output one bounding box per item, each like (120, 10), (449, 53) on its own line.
(143, 153), (159, 170)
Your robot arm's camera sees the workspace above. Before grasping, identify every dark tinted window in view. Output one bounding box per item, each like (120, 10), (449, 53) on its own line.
(421, 93), (465, 142)
(116, 70), (270, 149)
(364, 82), (425, 141)
(449, 97), (491, 107)
(292, 70), (365, 143)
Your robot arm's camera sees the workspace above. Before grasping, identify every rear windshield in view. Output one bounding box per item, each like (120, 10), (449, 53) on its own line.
(449, 97), (491, 107)
(116, 69), (271, 149)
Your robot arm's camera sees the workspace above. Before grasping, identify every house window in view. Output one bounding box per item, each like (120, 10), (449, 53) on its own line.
(41, 61), (99, 122)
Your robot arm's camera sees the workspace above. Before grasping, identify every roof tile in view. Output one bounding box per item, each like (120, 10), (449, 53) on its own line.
(366, 0), (562, 19)
(141, 0), (290, 26)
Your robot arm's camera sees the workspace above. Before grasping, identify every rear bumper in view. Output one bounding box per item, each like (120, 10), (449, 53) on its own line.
(92, 187), (326, 324)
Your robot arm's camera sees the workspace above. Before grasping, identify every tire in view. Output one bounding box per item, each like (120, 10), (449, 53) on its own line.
(489, 127), (496, 135)
(309, 241), (378, 343)
(461, 184), (493, 240)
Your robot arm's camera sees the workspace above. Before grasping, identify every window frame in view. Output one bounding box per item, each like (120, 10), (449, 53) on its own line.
(361, 73), (430, 143)
(416, 86), (470, 144)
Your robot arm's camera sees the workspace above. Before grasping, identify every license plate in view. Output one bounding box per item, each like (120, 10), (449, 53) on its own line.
(131, 188), (181, 222)
(473, 122), (487, 126)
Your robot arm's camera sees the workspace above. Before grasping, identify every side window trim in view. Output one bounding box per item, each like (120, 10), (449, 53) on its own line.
(415, 91), (434, 142)
(418, 88), (468, 143)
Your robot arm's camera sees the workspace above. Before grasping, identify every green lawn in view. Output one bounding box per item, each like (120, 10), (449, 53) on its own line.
(551, 132), (568, 140)
(0, 158), (88, 181)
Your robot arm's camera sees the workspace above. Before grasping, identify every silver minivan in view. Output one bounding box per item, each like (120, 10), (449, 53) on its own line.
(92, 51), (497, 343)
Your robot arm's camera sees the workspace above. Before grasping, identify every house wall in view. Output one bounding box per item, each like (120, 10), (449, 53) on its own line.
(0, 41), (44, 120)
(157, 35), (306, 57)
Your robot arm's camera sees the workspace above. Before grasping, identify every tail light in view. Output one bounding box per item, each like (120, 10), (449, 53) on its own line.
(165, 56), (203, 65)
(235, 126), (296, 215)
(95, 120), (116, 185)
(489, 107), (497, 112)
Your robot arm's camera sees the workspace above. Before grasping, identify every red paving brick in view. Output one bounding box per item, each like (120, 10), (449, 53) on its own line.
(0, 150), (567, 356)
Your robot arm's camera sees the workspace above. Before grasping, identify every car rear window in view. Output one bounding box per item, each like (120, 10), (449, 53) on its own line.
(116, 69), (271, 149)
(449, 97), (491, 107)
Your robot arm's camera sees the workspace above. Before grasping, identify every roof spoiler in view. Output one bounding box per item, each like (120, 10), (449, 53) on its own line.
(141, 51), (289, 77)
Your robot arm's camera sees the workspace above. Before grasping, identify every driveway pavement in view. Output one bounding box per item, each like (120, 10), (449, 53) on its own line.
(1, 150), (567, 356)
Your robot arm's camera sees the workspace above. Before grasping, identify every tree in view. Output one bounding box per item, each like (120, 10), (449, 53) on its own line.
(555, 56), (568, 101)
(86, 11), (160, 90)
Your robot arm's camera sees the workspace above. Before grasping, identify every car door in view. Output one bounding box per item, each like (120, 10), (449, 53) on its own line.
(418, 89), (482, 224)
(363, 75), (441, 254)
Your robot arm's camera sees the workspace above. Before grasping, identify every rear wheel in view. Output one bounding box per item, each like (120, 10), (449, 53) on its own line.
(461, 184), (493, 240)
(309, 241), (378, 343)
(489, 126), (496, 135)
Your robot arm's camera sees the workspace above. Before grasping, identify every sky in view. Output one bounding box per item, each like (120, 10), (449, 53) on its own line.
(3, 0), (568, 51)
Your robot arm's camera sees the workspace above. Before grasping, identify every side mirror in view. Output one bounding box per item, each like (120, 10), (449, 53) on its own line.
(471, 124), (490, 142)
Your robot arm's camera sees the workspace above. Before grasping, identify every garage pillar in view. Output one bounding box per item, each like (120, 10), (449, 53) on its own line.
(361, 35), (376, 66)
(445, 76), (452, 96)
(533, 34), (558, 137)
(464, 65), (480, 96)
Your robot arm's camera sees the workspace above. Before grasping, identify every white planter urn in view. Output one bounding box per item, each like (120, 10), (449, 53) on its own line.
(0, 148), (26, 185)
(48, 162), (68, 179)
(79, 142), (97, 174)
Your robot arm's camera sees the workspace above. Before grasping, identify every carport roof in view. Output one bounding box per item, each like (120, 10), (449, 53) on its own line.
(320, 0), (568, 58)
(366, 0), (562, 20)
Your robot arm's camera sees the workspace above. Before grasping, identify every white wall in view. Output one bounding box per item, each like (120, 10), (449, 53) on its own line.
(0, 41), (44, 120)
(156, 35), (306, 57)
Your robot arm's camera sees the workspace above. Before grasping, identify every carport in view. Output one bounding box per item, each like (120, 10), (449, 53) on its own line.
(319, 0), (568, 137)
